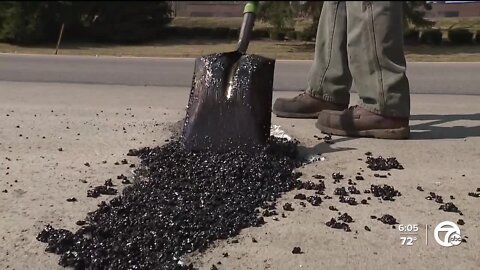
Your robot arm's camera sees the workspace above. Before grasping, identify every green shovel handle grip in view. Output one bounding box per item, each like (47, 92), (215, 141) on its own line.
(243, 1), (258, 14)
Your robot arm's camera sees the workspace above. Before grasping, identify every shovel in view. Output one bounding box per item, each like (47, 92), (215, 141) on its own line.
(181, 1), (276, 152)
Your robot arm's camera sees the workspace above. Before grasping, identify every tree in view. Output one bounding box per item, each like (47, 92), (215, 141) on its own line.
(257, 1), (295, 32)
(300, 1), (433, 32)
(0, 1), (172, 44)
(0, 2), (70, 43)
(82, 1), (172, 43)
(403, 1), (434, 30)
(299, 1), (323, 41)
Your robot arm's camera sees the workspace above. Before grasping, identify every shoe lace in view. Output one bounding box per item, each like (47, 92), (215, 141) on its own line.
(294, 92), (307, 100)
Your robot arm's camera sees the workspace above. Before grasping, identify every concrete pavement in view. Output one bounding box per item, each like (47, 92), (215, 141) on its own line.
(1, 53), (480, 95)
(0, 81), (479, 270)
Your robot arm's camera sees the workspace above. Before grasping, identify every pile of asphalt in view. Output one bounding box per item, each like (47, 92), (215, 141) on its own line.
(37, 137), (304, 269)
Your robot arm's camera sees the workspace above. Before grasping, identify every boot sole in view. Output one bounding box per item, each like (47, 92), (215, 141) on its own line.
(316, 122), (410, 140)
(272, 110), (320, 119)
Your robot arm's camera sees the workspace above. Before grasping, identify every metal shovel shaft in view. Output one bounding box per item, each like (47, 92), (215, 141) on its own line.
(237, 1), (258, 54)
(237, 12), (255, 54)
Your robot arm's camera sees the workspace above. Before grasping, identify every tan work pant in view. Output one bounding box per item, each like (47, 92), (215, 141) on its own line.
(306, 1), (410, 117)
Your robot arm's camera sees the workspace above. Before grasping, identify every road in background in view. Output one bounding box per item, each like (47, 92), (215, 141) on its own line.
(1, 53), (479, 95)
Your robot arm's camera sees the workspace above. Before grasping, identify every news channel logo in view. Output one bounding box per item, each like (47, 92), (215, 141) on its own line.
(434, 221), (462, 247)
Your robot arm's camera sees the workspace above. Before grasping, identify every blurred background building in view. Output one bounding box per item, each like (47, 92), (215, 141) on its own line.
(425, 1), (480, 18)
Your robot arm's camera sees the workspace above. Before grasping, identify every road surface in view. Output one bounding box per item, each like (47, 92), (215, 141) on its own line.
(1, 53), (479, 95)
(1, 81), (479, 270)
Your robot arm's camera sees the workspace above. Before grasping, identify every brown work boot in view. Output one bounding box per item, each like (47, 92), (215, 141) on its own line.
(273, 92), (348, 119)
(316, 106), (410, 139)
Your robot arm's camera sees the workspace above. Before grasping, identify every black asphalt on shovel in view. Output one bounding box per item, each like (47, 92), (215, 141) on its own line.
(181, 1), (276, 152)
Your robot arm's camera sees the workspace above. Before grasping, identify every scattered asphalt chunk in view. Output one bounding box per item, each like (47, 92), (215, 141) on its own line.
(307, 196), (322, 206)
(283, 203), (295, 211)
(355, 176), (364, 181)
(292, 247), (302, 254)
(126, 149), (140, 156)
(76, 220), (86, 226)
(378, 214), (398, 225)
(66, 198), (77, 202)
(326, 218), (351, 232)
(366, 156), (403, 171)
(294, 194), (306, 200)
(332, 172), (344, 181)
(87, 185), (117, 198)
(457, 219), (465, 226)
(104, 179), (113, 187)
(365, 226), (371, 232)
(84, 162), (90, 167)
(312, 174), (325, 180)
(348, 186), (361, 195)
(468, 192), (480, 198)
(334, 187), (348, 196)
(262, 210), (277, 217)
(338, 213), (354, 223)
(417, 186), (424, 192)
(116, 174), (127, 180)
(439, 202), (461, 213)
(121, 179), (132, 185)
(323, 135), (334, 144)
(370, 185), (401, 201)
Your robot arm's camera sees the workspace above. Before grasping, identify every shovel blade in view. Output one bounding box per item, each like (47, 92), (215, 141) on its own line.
(181, 52), (275, 152)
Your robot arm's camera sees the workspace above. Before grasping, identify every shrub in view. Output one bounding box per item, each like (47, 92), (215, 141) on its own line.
(448, 28), (474, 45)
(160, 26), (236, 40)
(286, 31), (298, 41)
(212, 27), (230, 39)
(298, 28), (316, 42)
(476, 30), (480, 44)
(228, 28), (240, 39)
(252, 29), (270, 40)
(420, 29), (442, 45)
(404, 29), (420, 45)
(269, 29), (286, 41)
(86, 2), (172, 44)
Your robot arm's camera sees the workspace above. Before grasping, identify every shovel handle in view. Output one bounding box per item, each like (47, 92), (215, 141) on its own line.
(243, 1), (258, 14)
(237, 1), (258, 54)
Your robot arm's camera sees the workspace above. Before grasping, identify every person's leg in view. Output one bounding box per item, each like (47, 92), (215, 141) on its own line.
(273, 1), (352, 119)
(306, 1), (352, 104)
(316, 1), (410, 139)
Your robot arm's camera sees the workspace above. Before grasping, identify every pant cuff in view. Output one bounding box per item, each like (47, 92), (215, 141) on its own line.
(357, 102), (410, 118)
